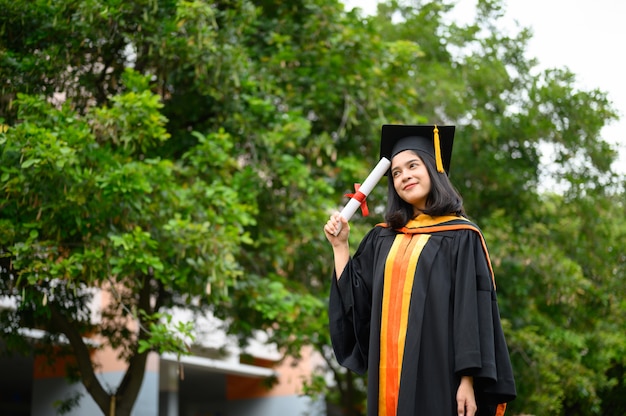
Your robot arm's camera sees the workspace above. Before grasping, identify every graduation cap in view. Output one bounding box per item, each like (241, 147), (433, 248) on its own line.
(380, 124), (455, 175)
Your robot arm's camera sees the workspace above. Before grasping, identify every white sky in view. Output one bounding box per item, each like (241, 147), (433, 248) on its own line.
(343, 0), (626, 174)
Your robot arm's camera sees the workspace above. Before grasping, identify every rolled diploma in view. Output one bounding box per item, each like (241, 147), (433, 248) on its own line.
(333, 157), (391, 236)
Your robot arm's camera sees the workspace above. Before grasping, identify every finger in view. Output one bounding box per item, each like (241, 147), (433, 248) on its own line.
(457, 399), (466, 416)
(460, 401), (477, 416)
(324, 219), (339, 236)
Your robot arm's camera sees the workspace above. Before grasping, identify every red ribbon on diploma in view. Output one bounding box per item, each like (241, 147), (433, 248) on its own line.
(344, 183), (369, 217)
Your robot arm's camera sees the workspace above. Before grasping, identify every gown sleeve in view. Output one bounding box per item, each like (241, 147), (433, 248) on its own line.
(452, 229), (517, 408)
(328, 227), (380, 375)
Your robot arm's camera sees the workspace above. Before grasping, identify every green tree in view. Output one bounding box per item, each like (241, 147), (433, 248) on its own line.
(316, 0), (624, 414)
(0, 72), (258, 414)
(1, 0), (335, 413)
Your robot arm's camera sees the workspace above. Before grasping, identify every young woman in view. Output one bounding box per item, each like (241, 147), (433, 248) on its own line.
(324, 125), (516, 416)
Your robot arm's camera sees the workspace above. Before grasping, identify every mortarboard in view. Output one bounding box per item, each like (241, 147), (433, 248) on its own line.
(379, 124), (455, 175)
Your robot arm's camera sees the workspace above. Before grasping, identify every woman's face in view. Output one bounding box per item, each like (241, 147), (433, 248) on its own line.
(390, 150), (431, 213)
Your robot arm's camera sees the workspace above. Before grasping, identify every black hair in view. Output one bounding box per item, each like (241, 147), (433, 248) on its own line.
(384, 150), (466, 229)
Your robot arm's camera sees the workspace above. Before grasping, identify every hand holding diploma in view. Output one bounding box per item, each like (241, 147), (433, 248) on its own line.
(325, 157), (391, 237)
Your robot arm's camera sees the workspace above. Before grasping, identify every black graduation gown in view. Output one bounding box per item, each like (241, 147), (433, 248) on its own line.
(329, 215), (516, 416)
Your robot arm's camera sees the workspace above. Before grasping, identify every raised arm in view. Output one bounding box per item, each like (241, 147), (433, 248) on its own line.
(323, 212), (350, 278)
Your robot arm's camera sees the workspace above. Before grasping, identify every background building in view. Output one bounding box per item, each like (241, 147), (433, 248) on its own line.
(0, 297), (325, 416)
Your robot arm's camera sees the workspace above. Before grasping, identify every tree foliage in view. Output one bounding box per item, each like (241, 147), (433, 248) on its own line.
(1, 0), (625, 415)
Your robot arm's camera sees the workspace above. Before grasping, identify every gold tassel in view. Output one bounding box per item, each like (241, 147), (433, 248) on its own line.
(433, 125), (444, 173)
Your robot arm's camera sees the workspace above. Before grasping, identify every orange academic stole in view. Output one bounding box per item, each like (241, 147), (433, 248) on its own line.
(378, 233), (430, 416)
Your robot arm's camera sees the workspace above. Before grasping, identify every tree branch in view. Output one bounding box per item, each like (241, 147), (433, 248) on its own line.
(48, 303), (110, 413)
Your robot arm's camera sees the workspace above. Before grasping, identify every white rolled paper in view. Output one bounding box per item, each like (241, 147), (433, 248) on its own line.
(333, 157), (391, 235)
